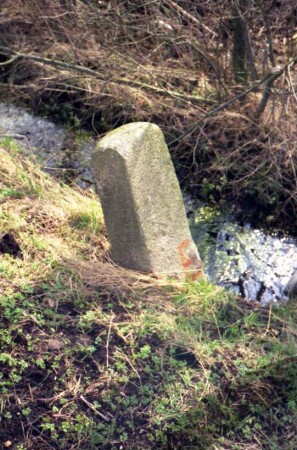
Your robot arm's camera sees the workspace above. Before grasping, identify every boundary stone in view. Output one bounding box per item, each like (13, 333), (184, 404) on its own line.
(92, 122), (203, 280)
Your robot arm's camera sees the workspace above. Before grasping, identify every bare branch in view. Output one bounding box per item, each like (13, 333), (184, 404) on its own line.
(163, 0), (218, 37)
(0, 46), (215, 107)
(203, 56), (297, 119)
(172, 56), (297, 144)
(254, 66), (283, 118)
(0, 54), (20, 66)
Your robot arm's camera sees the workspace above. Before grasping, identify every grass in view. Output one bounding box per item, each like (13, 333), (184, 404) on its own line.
(1, 140), (297, 449)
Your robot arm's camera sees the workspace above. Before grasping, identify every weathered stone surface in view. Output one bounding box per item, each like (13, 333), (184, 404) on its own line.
(92, 122), (203, 280)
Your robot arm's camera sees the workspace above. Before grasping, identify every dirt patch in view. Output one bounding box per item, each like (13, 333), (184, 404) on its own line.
(0, 232), (23, 258)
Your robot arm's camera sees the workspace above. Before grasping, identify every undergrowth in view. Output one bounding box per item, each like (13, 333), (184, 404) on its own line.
(1, 142), (297, 449)
(1, 0), (297, 231)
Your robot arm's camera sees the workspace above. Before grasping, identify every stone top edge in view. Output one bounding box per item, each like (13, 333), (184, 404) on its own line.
(93, 122), (161, 152)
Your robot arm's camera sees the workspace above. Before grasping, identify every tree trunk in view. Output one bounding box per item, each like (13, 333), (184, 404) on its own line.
(231, 2), (247, 85)
(59, 0), (77, 10)
(231, 0), (257, 85)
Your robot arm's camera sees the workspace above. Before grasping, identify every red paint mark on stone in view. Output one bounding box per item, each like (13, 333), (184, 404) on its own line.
(177, 239), (203, 281)
(178, 239), (194, 267)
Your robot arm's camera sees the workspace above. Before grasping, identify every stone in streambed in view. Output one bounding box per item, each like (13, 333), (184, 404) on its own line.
(92, 122), (203, 280)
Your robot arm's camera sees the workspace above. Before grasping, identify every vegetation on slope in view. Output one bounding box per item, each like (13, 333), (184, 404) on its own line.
(1, 139), (297, 449)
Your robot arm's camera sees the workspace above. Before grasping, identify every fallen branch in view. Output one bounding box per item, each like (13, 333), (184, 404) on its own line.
(0, 46), (215, 107)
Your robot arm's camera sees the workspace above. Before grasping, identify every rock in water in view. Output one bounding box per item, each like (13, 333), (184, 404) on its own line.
(92, 122), (203, 280)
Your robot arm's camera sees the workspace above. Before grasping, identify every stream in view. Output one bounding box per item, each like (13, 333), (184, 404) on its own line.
(1, 102), (297, 305)
(0, 103), (94, 188)
(188, 204), (297, 305)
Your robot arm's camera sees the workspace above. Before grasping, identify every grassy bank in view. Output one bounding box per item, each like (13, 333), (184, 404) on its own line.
(1, 140), (297, 450)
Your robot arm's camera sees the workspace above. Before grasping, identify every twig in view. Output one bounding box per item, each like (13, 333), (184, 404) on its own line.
(287, 65), (297, 104)
(120, 352), (142, 384)
(254, 66), (283, 118)
(0, 133), (33, 153)
(79, 395), (111, 422)
(177, 39), (229, 94)
(164, 0), (218, 37)
(264, 304), (272, 336)
(170, 56), (297, 145)
(106, 314), (114, 368)
(0, 133), (26, 139)
(0, 55), (20, 66)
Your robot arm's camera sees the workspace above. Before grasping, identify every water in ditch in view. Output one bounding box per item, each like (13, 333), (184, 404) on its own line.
(187, 203), (297, 305)
(0, 102), (95, 188)
(1, 102), (297, 305)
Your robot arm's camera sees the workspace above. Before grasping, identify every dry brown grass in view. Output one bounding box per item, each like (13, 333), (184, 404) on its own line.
(0, 142), (108, 296)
